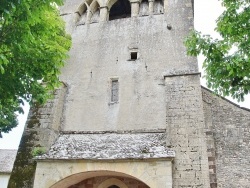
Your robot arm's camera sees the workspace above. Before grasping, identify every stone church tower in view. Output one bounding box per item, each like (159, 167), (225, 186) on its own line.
(9, 0), (250, 188)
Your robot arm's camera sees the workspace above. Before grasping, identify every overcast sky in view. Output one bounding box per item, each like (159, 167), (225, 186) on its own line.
(0, 0), (249, 149)
(194, 0), (250, 108)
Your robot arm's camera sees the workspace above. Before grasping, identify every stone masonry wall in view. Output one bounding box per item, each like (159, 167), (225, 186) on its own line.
(8, 85), (67, 188)
(58, 0), (198, 133)
(165, 74), (210, 187)
(202, 87), (250, 188)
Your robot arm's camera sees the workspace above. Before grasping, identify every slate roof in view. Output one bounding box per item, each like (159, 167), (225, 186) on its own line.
(37, 132), (175, 160)
(0, 149), (17, 173)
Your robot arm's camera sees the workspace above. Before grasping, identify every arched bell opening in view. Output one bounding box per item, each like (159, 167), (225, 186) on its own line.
(50, 171), (150, 188)
(76, 0), (101, 24)
(75, 2), (87, 23)
(109, 0), (131, 20)
(154, 0), (164, 14)
(139, 0), (149, 16)
(89, 0), (100, 23)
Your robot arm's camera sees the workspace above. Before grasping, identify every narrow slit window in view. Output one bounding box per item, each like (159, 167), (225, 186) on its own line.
(131, 52), (137, 60)
(111, 80), (119, 102)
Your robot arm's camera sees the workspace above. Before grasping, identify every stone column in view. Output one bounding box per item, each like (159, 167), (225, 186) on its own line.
(148, 0), (154, 14)
(99, 6), (109, 21)
(130, 0), (140, 17)
(164, 0), (168, 13)
(74, 12), (82, 23)
(86, 9), (93, 23)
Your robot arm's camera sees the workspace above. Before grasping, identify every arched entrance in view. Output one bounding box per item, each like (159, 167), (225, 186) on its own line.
(50, 171), (149, 188)
(33, 159), (173, 187)
(68, 176), (149, 188)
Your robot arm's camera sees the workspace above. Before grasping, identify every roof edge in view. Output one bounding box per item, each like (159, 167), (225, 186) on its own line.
(60, 129), (166, 135)
(35, 157), (175, 162)
(201, 86), (250, 112)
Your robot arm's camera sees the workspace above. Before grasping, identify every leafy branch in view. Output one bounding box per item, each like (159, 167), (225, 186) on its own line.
(0, 0), (71, 134)
(185, 0), (250, 102)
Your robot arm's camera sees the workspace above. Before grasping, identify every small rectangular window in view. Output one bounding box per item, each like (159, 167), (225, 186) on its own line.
(130, 52), (138, 60)
(111, 80), (119, 102)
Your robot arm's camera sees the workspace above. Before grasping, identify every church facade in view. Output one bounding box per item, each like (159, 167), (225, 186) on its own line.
(9, 0), (250, 188)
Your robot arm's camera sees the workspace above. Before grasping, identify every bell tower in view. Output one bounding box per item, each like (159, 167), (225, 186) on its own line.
(9, 0), (210, 187)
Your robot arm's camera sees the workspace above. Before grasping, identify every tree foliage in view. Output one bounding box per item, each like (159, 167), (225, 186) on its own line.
(0, 0), (71, 134)
(185, 0), (250, 102)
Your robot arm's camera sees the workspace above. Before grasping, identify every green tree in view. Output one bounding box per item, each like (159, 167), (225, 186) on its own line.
(0, 0), (71, 135)
(185, 0), (250, 101)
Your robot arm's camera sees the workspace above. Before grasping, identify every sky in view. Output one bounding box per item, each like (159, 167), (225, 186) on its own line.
(194, 0), (250, 108)
(0, 0), (249, 149)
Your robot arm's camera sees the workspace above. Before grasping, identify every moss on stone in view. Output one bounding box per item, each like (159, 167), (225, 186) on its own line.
(8, 107), (40, 188)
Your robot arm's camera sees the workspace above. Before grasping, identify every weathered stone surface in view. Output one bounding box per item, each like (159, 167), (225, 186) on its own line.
(8, 86), (67, 188)
(37, 132), (174, 160)
(59, 0), (197, 133)
(202, 87), (250, 188)
(0, 150), (16, 188)
(165, 74), (210, 187)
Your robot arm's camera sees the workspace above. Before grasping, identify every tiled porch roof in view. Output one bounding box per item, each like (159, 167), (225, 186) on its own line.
(37, 132), (174, 160)
(0, 149), (17, 173)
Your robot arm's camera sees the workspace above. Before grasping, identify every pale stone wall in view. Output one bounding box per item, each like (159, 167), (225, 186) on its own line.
(59, 0), (197, 132)
(202, 87), (250, 188)
(165, 74), (210, 187)
(33, 160), (172, 188)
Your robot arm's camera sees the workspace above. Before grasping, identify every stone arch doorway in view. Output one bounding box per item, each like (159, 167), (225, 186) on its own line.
(68, 175), (149, 188)
(50, 171), (150, 188)
(34, 159), (172, 187)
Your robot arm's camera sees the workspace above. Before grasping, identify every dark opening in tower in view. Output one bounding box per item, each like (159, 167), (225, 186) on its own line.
(109, 0), (131, 20)
(130, 52), (138, 60)
(154, 0), (164, 14)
